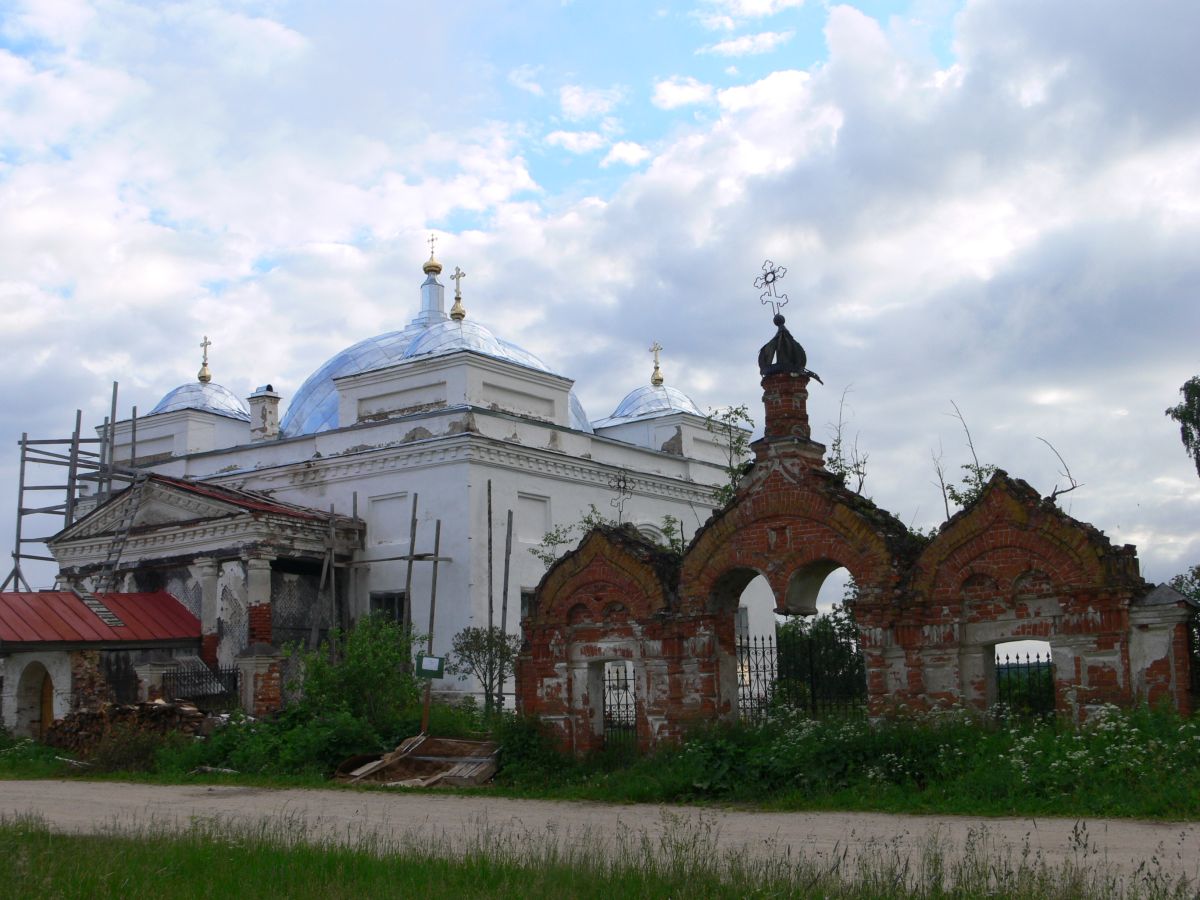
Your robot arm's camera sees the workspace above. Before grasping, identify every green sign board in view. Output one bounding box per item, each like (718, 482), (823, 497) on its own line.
(416, 654), (445, 679)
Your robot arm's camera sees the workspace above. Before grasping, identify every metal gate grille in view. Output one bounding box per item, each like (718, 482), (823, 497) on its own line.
(603, 663), (637, 750)
(737, 631), (867, 722)
(995, 650), (1055, 717)
(162, 663), (241, 711)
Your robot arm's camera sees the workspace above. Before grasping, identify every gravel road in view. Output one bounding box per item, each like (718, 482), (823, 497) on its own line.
(1, 780), (1197, 885)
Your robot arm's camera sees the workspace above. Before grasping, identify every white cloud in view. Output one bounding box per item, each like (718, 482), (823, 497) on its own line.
(559, 84), (623, 120)
(699, 30), (795, 56)
(601, 142), (651, 167)
(508, 64), (544, 96)
(652, 76), (715, 109)
(696, 0), (805, 31)
(546, 130), (606, 154)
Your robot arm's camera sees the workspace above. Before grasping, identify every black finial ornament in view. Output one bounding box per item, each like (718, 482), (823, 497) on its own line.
(754, 259), (822, 382)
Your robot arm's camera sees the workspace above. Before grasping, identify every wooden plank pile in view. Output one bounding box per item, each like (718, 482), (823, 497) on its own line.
(334, 735), (500, 788)
(43, 699), (206, 755)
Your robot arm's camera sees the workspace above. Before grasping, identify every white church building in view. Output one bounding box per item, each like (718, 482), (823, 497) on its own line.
(42, 248), (774, 700)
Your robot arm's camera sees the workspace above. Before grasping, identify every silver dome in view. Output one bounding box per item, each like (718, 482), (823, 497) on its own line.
(148, 381), (251, 421)
(281, 319), (593, 436)
(592, 384), (703, 429)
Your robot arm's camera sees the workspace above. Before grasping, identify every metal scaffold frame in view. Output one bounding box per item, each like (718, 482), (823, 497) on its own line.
(3, 383), (140, 592)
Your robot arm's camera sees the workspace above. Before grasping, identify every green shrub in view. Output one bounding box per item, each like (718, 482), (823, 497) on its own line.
(90, 724), (187, 774)
(492, 714), (575, 786)
(286, 614), (422, 739)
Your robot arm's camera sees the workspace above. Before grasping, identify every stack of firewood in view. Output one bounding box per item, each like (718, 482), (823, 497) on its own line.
(43, 699), (206, 755)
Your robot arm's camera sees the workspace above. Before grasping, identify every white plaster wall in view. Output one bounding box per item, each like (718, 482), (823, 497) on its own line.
(1, 651), (72, 735)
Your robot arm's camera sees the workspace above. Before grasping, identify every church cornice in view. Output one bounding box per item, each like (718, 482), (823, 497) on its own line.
(211, 430), (720, 507)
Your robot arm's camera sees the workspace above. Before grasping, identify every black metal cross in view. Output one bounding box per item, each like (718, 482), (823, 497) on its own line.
(754, 259), (789, 318)
(608, 470), (632, 523)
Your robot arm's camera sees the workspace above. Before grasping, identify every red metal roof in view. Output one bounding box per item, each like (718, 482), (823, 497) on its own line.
(0, 591), (200, 646)
(148, 474), (332, 522)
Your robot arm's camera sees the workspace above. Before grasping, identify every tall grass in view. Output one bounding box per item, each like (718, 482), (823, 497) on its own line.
(0, 810), (1193, 899)
(495, 705), (1200, 819)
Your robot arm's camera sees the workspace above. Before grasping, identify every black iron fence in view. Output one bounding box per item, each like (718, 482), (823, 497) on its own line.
(737, 630), (867, 722)
(995, 650), (1055, 717)
(603, 665), (637, 750)
(162, 664), (241, 712)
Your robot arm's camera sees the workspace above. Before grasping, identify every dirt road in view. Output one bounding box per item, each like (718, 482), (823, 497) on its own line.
(1, 780), (1197, 883)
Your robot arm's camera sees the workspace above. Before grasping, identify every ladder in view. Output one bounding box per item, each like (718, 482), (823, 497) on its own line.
(93, 476), (148, 593)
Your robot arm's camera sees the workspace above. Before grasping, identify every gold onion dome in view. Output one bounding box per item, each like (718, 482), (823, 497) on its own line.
(423, 252), (443, 276)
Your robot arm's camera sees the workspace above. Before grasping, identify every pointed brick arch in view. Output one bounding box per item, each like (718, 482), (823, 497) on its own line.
(897, 471), (1153, 716)
(680, 469), (918, 617)
(517, 527), (711, 754)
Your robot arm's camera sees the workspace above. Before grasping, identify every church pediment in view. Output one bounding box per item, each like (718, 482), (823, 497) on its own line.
(51, 479), (248, 544)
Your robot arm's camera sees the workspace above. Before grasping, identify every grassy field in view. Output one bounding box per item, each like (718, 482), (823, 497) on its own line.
(0, 811), (1194, 899)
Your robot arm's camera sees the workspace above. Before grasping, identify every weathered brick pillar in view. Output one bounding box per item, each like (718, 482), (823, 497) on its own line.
(237, 653), (283, 717)
(245, 556), (274, 646)
(195, 558), (220, 667)
(752, 315), (825, 467)
(760, 371), (813, 443)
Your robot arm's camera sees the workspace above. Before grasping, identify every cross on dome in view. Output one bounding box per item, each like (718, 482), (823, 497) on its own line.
(449, 265), (467, 321)
(649, 341), (664, 386)
(198, 335), (213, 383)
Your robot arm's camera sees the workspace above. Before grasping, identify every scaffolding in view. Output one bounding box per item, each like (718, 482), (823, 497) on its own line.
(3, 383), (139, 592)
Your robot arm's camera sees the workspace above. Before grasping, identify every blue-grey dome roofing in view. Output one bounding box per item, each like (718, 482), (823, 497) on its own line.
(149, 382), (250, 421)
(280, 318), (593, 436)
(592, 384), (703, 429)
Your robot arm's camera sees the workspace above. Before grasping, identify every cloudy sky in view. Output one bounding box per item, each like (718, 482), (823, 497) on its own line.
(2, 0), (1198, 590)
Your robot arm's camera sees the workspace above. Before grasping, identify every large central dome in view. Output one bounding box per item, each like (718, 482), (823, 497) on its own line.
(280, 257), (591, 436)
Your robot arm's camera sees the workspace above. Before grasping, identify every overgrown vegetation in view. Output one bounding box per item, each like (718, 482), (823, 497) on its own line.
(705, 403), (754, 507)
(448, 626), (521, 714)
(826, 386), (869, 494)
(4, 809), (1191, 899)
(528, 503), (615, 569)
(493, 704), (1200, 820)
(152, 614), (477, 778)
(529, 505), (690, 570)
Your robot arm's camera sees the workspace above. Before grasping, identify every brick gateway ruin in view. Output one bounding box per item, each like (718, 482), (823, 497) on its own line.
(517, 316), (1196, 754)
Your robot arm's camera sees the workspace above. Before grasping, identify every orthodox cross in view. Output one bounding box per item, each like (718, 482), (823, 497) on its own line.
(198, 334), (213, 383)
(754, 259), (789, 318)
(649, 341), (664, 387)
(427, 233), (438, 258)
(608, 470), (633, 524)
(449, 266), (468, 321)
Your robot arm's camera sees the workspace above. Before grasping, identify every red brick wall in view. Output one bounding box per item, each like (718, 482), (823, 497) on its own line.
(248, 603), (272, 645)
(518, 365), (1187, 752)
(252, 661), (282, 717)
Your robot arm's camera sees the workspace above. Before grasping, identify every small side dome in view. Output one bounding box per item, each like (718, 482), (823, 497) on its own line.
(149, 382), (250, 421)
(593, 384), (703, 428)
